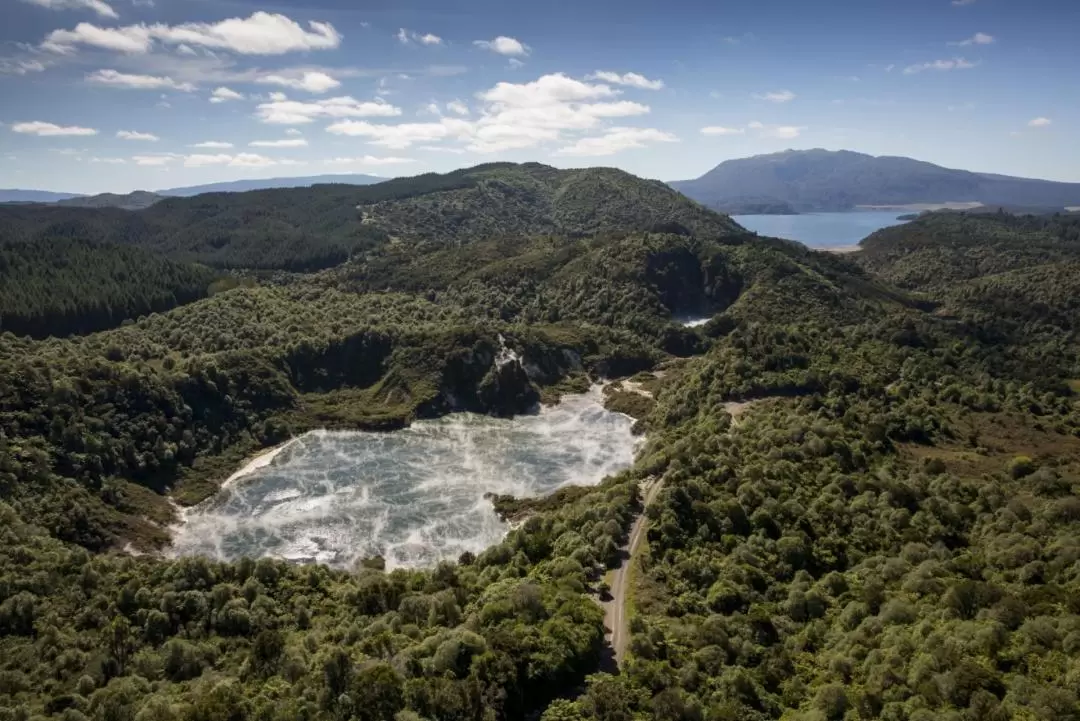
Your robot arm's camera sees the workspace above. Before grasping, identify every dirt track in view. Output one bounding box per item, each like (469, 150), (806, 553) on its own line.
(602, 478), (663, 668)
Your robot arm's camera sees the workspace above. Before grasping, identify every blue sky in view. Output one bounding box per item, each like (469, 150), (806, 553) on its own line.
(1, 0), (1077, 193)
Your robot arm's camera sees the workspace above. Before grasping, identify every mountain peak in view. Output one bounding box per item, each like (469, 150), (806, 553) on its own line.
(672, 149), (1080, 213)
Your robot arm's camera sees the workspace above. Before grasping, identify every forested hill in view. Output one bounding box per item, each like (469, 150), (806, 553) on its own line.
(0, 163), (744, 272)
(671, 149), (1080, 212)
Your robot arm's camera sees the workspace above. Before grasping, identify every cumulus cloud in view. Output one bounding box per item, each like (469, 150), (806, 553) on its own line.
(43, 12), (341, 55)
(324, 156), (416, 166)
(249, 138), (308, 147)
(903, 58), (976, 74)
(19, 0), (116, 19)
(397, 28), (442, 46)
(473, 36), (529, 56)
(184, 152), (276, 167)
(951, 32), (994, 46)
(325, 119), (472, 149)
(190, 140), (233, 148)
(285, 128), (303, 136)
(446, 100), (469, 115)
(209, 86), (244, 103)
(753, 89), (796, 103)
(1028, 117), (1052, 127)
(588, 71), (664, 90)
(326, 72), (653, 154)
(257, 71), (340, 94)
(952, 0), (976, 5)
(11, 120), (98, 136)
(700, 126), (745, 136)
(89, 156), (126, 163)
(256, 94), (402, 124)
(555, 127), (677, 156)
(87, 69), (195, 90)
(116, 129), (159, 141)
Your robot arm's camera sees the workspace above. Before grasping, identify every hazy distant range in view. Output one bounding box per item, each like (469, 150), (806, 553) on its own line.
(0, 174), (386, 208)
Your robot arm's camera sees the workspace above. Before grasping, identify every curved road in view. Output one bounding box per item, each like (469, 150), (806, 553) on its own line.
(602, 478), (663, 668)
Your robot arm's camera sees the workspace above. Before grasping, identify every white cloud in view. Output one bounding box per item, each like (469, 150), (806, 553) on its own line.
(423, 102), (441, 116)
(184, 153), (275, 167)
(588, 71), (664, 90)
(903, 58), (977, 74)
(701, 126), (745, 136)
(0, 59), (48, 75)
(446, 100), (469, 115)
(326, 72), (654, 154)
(324, 156), (416, 166)
(20, 0), (117, 19)
(753, 89), (796, 103)
(555, 126), (677, 156)
(951, 32), (994, 46)
(87, 69), (195, 91)
(256, 94), (401, 124)
(90, 156), (126, 163)
(11, 121), (98, 136)
(952, 0), (976, 5)
(116, 129), (159, 141)
(397, 28), (442, 46)
(285, 128), (302, 136)
(190, 140), (233, 148)
(325, 119), (471, 149)
(257, 71), (340, 94)
(701, 121), (804, 139)
(249, 138), (308, 147)
(473, 36), (529, 56)
(132, 153), (178, 165)
(210, 86), (244, 103)
(43, 12), (341, 55)
(507, 58), (524, 69)
(761, 125), (804, 139)
(1028, 117), (1052, 128)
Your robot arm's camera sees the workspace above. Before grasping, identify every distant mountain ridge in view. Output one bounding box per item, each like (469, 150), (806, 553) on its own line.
(156, 173), (385, 196)
(671, 149), (1080, 213)
(0, 173), (387, 207)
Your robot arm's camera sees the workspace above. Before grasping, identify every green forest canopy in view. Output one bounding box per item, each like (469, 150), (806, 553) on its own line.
(0, 170), (1078, 721)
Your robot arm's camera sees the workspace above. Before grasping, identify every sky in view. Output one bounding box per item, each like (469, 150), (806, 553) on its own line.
(0, 0), (1077, 194)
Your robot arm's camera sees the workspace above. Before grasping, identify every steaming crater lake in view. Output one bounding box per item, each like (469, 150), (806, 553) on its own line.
(170, 387), (638, 569)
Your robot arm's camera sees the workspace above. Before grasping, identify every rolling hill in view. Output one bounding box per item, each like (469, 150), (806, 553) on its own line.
(671, 148), (1080, 212)
(0, 162), (746, 271)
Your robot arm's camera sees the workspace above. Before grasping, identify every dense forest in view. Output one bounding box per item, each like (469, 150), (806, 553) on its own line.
(0, 166), (1077, 721)
(0, 237), (219, 338)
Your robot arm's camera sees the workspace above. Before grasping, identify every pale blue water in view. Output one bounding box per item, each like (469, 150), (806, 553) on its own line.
(733, 211), (910, 249)
(171, 388), (637, 569)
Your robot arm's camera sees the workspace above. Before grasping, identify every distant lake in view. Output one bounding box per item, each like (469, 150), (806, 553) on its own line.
(732, 211), (910, 250)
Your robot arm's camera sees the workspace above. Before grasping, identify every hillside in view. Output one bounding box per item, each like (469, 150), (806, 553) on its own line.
(0, 163), (745, 271)
(672, 149), (1080, 212)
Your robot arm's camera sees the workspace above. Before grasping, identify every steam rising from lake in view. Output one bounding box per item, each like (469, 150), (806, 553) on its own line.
(170, 388), (637, 569)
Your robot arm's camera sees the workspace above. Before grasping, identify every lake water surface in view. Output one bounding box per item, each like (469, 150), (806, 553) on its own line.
(170, 388), (637, 569)
(732, 211), (910, 249)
